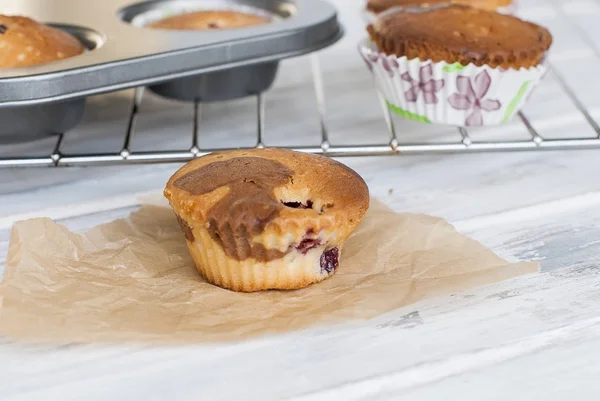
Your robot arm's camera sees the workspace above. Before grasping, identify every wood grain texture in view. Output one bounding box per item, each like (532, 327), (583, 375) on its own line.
(1, 0), (600, 399)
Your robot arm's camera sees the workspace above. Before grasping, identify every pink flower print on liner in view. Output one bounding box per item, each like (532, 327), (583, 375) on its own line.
(448, 70), (501, 126)
(380, 55), (399, 77)
(360, 50), (379, 71)
(401, 64), (445, 104)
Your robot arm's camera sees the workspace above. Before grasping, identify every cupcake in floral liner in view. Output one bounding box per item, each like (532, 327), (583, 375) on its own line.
(360, 4), (552, 126)
(164, 148), (370, 293)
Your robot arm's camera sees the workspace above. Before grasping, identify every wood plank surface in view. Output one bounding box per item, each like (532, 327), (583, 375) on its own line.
(1, 0), (599, 399)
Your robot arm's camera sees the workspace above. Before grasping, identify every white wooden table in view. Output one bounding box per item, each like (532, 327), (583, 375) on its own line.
(2, 0), (600, 399)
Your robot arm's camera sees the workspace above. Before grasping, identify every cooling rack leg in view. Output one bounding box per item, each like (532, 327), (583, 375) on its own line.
(121, 87), (144, 159)
(191, 100), (203, 155)
(256, 92), (266, 148)
(376, 93), (398, 150)
(548, 66), (600, 138)
(457, 127), (472, 147)
(310, 54), (330, 151)
(517, 112), (543, 145)
(544, 1), (600, 137)
(50, 133), (64, 166)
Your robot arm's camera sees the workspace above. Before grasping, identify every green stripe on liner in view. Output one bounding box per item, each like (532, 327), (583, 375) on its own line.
(502, 81), (531, 123)
(442, 62), (466, 73)
(387, 102), (431, 124)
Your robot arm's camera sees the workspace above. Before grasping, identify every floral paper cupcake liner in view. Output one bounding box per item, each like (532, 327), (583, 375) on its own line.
(359, 39), (546, 126)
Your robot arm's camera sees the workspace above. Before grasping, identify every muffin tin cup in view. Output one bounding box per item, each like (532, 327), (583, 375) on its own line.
(0, 0), (342, 142)
(0, 98), (86, 144)
(130, 2), (283, 102)
(359, 38), (547, 127)
(148, 62), (280, 102)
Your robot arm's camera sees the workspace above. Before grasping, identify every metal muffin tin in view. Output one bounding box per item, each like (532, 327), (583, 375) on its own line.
(0, 0), (342, 142)
(128, 1), (284, 102)
(0, 24), (99, 143)
(148, 61), (280, 101)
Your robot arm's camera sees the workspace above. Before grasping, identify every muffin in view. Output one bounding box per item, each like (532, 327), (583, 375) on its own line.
(367, 4), (551, 69)
(0, 15), (84, 68)
(147, 10), (270, 30)
(366, 0), (514, 14)
(360, 4), (552, 126)
(164, 148), (370, 292)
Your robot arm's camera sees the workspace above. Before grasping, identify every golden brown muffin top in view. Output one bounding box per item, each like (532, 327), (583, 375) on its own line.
(0, 15), (85, 68)
(366, 0), (512, 13)
(368, 5), (552, 68)
(165, 148), (370, 262)
(147, 10), (269, 30)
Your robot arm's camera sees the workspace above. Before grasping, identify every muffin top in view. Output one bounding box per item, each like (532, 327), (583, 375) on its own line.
(367, 5), (552, 68)
(366, 0), (512, 13)
(147, 10), (270, 30)
(0, 15), (85, 68)
(367, 0), (449, 13)
(164, 148), (370, 261)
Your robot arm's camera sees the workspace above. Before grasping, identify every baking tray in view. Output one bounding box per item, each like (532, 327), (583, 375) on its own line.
(0, 0), (342, 141)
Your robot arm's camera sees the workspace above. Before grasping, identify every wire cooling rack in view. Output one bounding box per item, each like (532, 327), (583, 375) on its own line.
(1, 2), (600, 168)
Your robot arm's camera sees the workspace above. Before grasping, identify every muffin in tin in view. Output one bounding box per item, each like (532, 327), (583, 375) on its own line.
(164, 148), (370, 292)
(0, 15), (86, 144)
(360, 4), (552, 126)
(147, 10), (270, 30)
(136, 7), (278, 102)
(0, 14), (84, 68)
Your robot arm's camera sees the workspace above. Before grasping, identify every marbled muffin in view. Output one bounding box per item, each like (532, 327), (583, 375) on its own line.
(366, 0), (513, 13)
(148, 10), (269, 30)
(164, 148), (370, 292)
(367, 4), (552, 68)
(0, 15), (84, 68)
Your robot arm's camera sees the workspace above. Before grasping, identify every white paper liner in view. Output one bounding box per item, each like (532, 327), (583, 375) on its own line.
(130, 0), (279, 28)
(360, 1), (518, 25)
(359, 39), (546, 126)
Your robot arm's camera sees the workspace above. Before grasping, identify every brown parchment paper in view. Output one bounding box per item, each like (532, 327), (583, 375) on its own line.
(0, 199), (538, 344)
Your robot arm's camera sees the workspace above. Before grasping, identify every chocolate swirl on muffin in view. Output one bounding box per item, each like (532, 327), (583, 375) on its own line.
(165, 148), (370, 292)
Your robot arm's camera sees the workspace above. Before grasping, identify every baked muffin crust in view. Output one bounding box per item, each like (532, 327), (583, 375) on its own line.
(367, 4), (552, 69)
(366, 0), (513, 13)
(148, 10), (269, 30)
(0, 15), (84, 68)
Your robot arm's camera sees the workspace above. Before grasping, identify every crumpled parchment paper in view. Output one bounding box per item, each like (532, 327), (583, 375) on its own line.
(0, 198), (538, 344)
